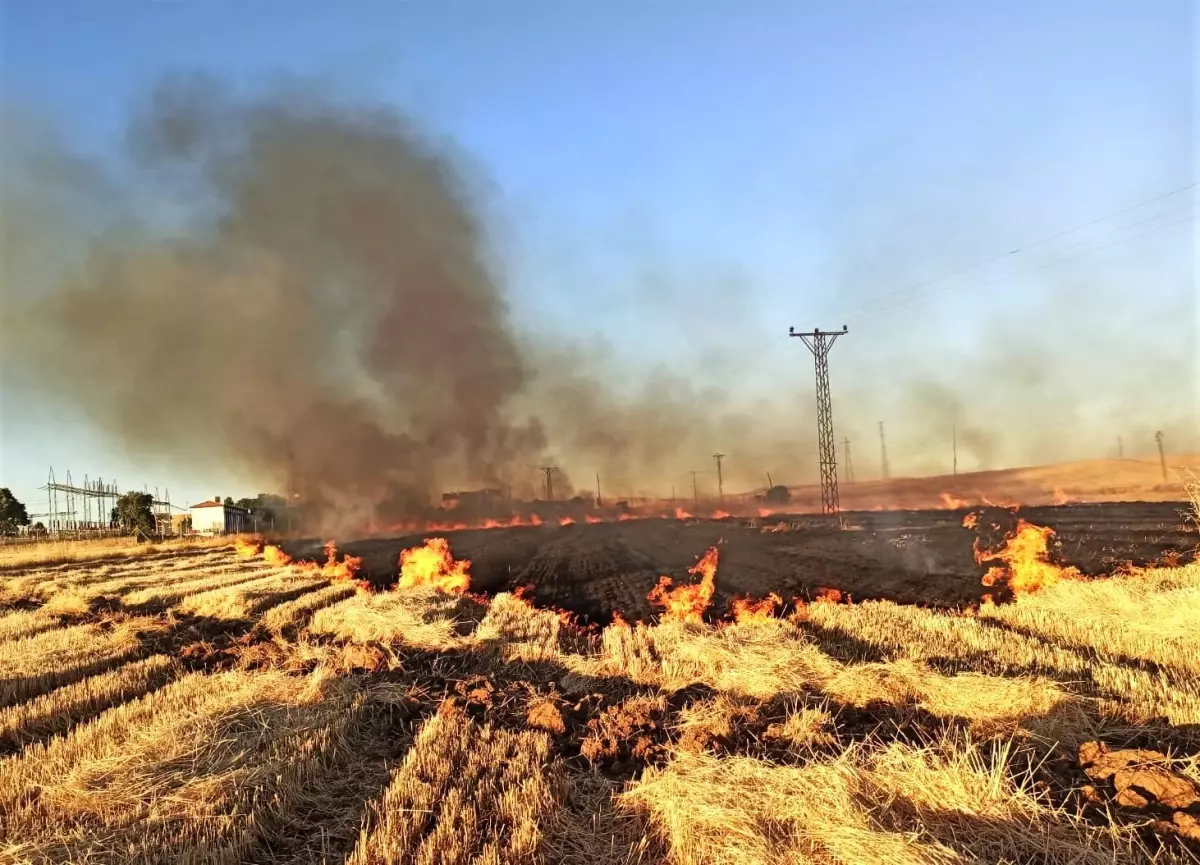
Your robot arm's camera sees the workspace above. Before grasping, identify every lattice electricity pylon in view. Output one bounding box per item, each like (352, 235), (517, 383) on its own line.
(788, 325), (848, 517)
(539, 466), (557, 501)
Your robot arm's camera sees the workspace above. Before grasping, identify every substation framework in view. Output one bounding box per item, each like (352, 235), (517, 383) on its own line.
(33, 467), (186, 538)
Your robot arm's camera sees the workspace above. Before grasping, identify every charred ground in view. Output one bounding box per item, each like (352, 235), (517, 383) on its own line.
(290, 500), (1194, 625)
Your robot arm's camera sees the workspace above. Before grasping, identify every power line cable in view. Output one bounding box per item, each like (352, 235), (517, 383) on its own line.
(1032, 199), (1197, 259)
(811, 181), (1197, 322)
(864, 207), (1199, 319)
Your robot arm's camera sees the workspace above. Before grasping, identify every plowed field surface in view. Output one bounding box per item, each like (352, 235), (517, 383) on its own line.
(322, 501), (1195, 623)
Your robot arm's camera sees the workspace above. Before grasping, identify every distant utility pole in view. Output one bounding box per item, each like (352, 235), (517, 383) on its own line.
(712, 453), (725, 503)
(595, 472), (602, 507)
(952, 425), (958, 477)
(689, 470), (701, 510)
(1117, 436), (1124, 460)
(843, 438), (855, 484)
(878, 421), (891, 481)
(1155, 431), (1167, 482)
(539, 466), (557, 501)
(789, 325), (848, 516)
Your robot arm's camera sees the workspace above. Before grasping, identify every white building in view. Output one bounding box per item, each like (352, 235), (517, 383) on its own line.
(189, 499), (254, 535)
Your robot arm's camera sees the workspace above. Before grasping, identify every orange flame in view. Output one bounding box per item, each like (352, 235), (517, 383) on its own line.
(787, 597), (810, 622)
(398, 537), (471, 594)
(559, 516), (575, 526)
(609, 611), (631, 629)
(711, 510), (732, 520)
(647, 545), (719, 624)
(730, 592), (782, 622)
(974, 518), (1080, 595)
(940, 492), (968, 509)
(557, 608), (585, 629)
(234, 537), (264, 558)
(814, 587), (843, 603)
(961, 512), (979, 529)
(674, 507), (693, 520)
(263, 544), (294, 567)
(585, 515), (603, 524)
(320, 541), (363, 583)
(248, 539), (362, 585)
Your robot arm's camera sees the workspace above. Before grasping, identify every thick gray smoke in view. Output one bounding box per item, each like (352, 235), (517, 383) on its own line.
(4, 79), (551, 528)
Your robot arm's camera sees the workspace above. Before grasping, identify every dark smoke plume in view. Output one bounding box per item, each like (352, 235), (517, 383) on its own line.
(4, 78), (550, 529)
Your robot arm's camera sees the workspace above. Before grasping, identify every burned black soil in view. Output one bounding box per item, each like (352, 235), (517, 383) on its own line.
(289, 500), (1194, 625)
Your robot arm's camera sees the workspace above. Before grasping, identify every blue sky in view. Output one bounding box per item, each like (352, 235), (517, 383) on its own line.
(1, 1), (1196, 511)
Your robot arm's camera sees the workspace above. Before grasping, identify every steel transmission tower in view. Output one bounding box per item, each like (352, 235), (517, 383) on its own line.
(712, 453), (725, 503)
(878, 421), (890, 480)
(789, 325), (848, 516)
(539, 466), (557, 501)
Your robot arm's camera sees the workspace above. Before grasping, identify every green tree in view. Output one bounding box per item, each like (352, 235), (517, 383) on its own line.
(113, 491), (155, 537)
(0, 488), (30, 536)
(234, 493), (284, 525)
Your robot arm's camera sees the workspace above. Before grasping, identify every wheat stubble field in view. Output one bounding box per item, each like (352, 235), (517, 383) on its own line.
(0, 508), (1198, 864)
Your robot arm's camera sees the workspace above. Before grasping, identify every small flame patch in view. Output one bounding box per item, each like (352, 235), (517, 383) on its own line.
(730, 592), (782, 622)
(647, 546), (719, 624)
(398, 537), (471, 594)
(974, 518), (1080, 595)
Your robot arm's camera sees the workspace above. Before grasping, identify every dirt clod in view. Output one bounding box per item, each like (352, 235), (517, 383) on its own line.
(580, 695), (668, 772)
(528, 698), (567, 735)
(1077, 740), (1200, 848)
(454, 675), (498, 710)
(1168, 812), (1200, 842)
(1079, 741), (1200, 811)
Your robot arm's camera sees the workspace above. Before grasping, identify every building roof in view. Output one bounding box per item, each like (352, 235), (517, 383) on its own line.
(189, 500), (251, 515)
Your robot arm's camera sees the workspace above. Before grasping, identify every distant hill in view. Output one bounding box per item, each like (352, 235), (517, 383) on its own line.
(779, 455), (1200, 512)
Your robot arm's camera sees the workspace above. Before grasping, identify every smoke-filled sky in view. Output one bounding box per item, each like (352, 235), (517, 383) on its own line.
(1, 1), (1196, 523)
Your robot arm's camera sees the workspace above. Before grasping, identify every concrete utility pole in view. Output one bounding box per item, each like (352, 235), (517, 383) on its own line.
(843, 437), (855, 484)
(878, 421), (891, 481)
(1155, 431), (1167, 482)
(595, 472), (602, 507)
(689, 470), (701, 510)
(789, 325), (848, 516)
(539, 466), (557, 501)
(952, 425), (958, 477)
(712, 453), (725, 503)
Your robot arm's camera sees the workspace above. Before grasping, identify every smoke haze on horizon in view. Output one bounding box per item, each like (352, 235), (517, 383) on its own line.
(1, 72), (1195, 525)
